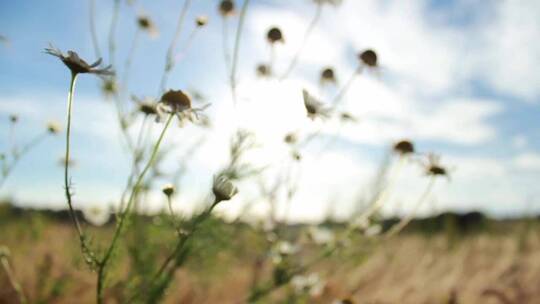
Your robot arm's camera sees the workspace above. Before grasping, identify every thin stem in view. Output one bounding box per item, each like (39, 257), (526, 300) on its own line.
(108, 0), (120, 67)
(0, 255), (27, 304)
(356, 156), (406, 223)
(279, 2), (323, 80)
(122, 28), (140, 97)
(89, 0), (101, 59)
(332, 65), (362, 107)
(64, 73), (85, 245)
(159, 0), (192, 94)
(127, 198), (220, 303)
(0, 132), (48, 190)
(222, 17), (232, 75)
(230, 0), (251, 105)
(97, 114), (174, 304)
(385, 176), (436, 238)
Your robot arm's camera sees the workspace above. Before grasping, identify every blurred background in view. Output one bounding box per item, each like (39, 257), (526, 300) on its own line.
(0, 0), (539, 222)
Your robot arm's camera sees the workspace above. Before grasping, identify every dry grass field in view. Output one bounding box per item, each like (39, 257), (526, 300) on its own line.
(2, 207), (539, 304)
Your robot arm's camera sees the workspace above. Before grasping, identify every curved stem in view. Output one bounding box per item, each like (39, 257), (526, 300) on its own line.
(122, 28), (140, 97)
(108, 0), (120, 67)
(230, 0), (251, 105)
(64, 73), (85, 244)
(89, 0), (101, 59)
(97, 114), (174, 304)
(279, 3), (323, 80)
(356, 156), (406, 223)
(385, 176), (436, 238)
(0, 255), (27, 304)
(222, 17), (232, 75)
(127, 198), (220, 303)
(332, 65), (362, 107)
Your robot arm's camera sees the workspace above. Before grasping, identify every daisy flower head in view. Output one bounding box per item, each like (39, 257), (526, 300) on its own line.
(156, 89), (209, 125)
(302, 89), (331, 120)
(45, 44), (113, 76)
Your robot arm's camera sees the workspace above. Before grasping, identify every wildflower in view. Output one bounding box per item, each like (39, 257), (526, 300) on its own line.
(393, 140), (415, 155)
(156, 89), (208, 124)
(256, 64), (272, 77)
(358, 49), (378, 67)
(45, 45), (113, 76)
(46, 121), (61, 134)
(132, 96), (158, 116)
(307, 226), (334, 245)
(101, 79), (118, 96)
(302, 89), (330, 119)
(425, 154), (448, 177)
(340, 112), (357, 123)
(291, 150), (302, 161)
(364, 224), (382, 237)
(284, 132), (297, 145)
(219, 0), (235, 16)
(320, 67), (337, 84)
(162, 183), (175, 197)
(212, 174), (238, 203)
(82, 206), (110, 226)
(291, 273), (325, 297)
(196, 16), (208, 27)
(267, 27), (284, 44)
(9, 114), (18, 123)
(137, 15), (159, 37)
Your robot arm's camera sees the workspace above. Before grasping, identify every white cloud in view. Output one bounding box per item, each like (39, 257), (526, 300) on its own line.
(513, 152), (540, 171)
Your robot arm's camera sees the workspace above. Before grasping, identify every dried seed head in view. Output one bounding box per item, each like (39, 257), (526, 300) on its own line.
(302, 89), (330, 120)
(393, 140), (415, 155)
(137, 15), (158, 37)
(196, 16), (208, 27)
(162, 183), (175, 197)
(101, 79), (118, 96)
(292, 151), (302, 161)
(45, 45), (113, 76)
(156, 89), (209, 125)
(256, 64), (272, 77)
(139, 103), (157, 116)
(320, 67), (336, 84)
(219, 0), (235, 16)
(284, 132), (297, 145)
(267, 27), (284, 44)
(340, 112), (357, 123)
(425, 154), (448, 177)
(160, 90), (192, 112)
(9, 114), (18, 123)
(47, 121), (61, 134)
(212, 175), (238, 203)
(358, 49), (377, 67)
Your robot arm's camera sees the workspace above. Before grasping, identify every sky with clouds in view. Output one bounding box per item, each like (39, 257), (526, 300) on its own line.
(0, 0), (539, 222)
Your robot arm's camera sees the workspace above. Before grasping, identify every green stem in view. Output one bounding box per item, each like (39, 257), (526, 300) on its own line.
(64, 73), (85, 246)
(230, 0), (251, 105)
(128, 198), (220, 303)
(279, 2), (322, 80)
(332, 65), (362, 107)
(89, 0), (101, 59)
(97, 114), (174, 304)
(108, 0), (120, 67)
(385, 176), (436, 237)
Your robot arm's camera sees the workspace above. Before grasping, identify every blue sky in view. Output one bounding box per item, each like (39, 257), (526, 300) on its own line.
(1, 0), (539, 221)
